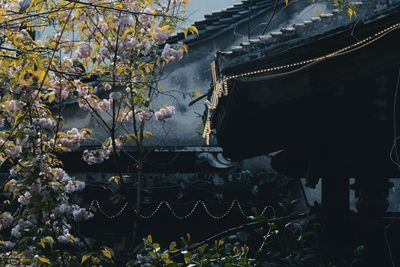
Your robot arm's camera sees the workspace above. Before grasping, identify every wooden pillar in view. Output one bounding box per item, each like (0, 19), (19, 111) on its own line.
(351, 178), (392, 266)
(353, 178), (391, 217)
(321, 174), (349, 219)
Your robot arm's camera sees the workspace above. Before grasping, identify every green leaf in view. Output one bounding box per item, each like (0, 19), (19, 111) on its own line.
(37, 256), (51, 265)
(39, 236), (54, 249)
(108, 176), (120, 185)
(143, 131), (153, 138)
(81, 253), (94, 264)
(169, 241), (179, 253)
(101, 247), (113, 260)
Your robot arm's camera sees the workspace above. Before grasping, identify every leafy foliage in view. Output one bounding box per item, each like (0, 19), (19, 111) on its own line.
(0, 0), (192, 265)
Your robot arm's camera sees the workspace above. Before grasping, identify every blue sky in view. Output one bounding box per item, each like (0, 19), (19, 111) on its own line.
(186, 0), (241, 24)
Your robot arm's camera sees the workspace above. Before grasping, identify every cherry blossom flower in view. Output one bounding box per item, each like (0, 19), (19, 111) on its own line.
(100, 46), (112, 60)
(57, 228), (74, 244)
(102, 137), (122, 153)
(0, 212), (13, 230)
(58, 128), (89, 151)
(55, 204), (73, 217)
(72, 208), (93, 222)
(139, 39), (152, 56)
(126, 37), (139, 49)
(109, 91), (122, 100)
(32, 118), (57, 129)
(140, 7), (154, 25)
(83, 149), (110, 165)
(76, 85), (90, 97)
(64, 180), (86, 194)
(75, 42), (92, 59)
(11, 219), (34, 238)
(8, 100), (25, 112)
(155, 106), (176, 121)
(17, 191), (32, 205)
(162, 44), (183, 62)
(137, 110), (153, 121)
(152, 26), (169, 44)
(119, 14), (134, 27)
(103, 83), (112, 91)
(5, 145), (22, 159)
(100, 22), (109, 32)
(0, 0), (188, 264)
(79, 95), (100, 111)
(97, 99), (112, 112)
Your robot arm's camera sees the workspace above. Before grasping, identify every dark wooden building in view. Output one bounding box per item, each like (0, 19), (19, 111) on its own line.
(204, 1), (400, 265)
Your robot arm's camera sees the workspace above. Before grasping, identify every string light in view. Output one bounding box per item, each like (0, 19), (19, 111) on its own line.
(202, 116), (212, 145)
(225, 22), (400, 81)
(90, 200), (129, 219)
(203, 21), (400, 143)
(89, 199), (274, 220)
(13, 205), (21, 216)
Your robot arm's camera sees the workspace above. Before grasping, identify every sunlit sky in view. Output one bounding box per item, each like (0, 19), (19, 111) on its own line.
(186, 0), (241, 24)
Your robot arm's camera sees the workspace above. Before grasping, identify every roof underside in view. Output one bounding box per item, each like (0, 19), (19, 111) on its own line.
(207, 3), (400, 177)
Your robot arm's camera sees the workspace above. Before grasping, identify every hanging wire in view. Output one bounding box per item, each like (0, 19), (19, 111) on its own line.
(261, 0), (279, 35)
(384, 67), (400, 267)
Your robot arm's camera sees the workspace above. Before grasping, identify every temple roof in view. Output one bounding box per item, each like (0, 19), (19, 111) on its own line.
(216, 1), (400, 72)
(168, 0), (281, 45)
(202, 1), (400, 167)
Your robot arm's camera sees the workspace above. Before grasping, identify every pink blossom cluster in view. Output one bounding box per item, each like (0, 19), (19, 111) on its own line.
(137, 110), (153, 121)
(5, 145), (22, 159)
(152, 26), (169, 44)
(125, 37), (139, 49)
(32, 118), (57, 129)
(99, 46), (112, 61)
(76, 84), (90, 97)
(58, 128), (89, 151)
(155, 106), (176, 121)
(162, 44), (183, 62)
(54, 203), (73, 217)
(2, 0), (23, 11)
(140, 7), (154, 25)
(24, 125), (37, 137)
(98, 99), (112, 112)
(64, 180), (86, 194)
(0, 212), (13, 231)
(48, 78), (71, 102)
(8, 100), (25, 112)
(119, 14), (134, 29)
(103, 83), (112, 91)
(57, 227), (75, 244)
(79, 95), (112, 113)
(119, 110), (134, 122)
(17, 191), (32, 205)
(82, 149), (110, 165)
(75, 42), (92, 59)
(102, 137), (122, 154)
(11, 218), (34, 238)
(138, 39), (152, 56)
(72, 208), (94, 222)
